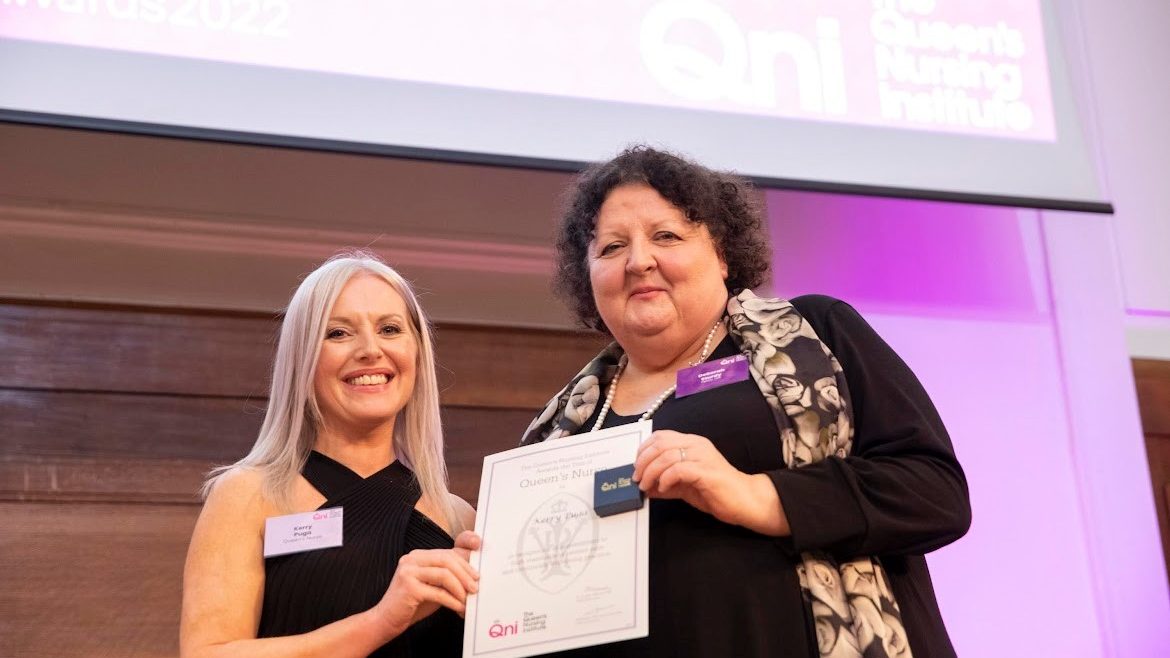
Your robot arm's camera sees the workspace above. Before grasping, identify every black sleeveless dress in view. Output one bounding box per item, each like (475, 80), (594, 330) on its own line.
(258, 451), (463, 657)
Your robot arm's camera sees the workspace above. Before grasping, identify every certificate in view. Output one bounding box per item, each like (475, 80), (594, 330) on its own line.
(463, 422), (651, 658)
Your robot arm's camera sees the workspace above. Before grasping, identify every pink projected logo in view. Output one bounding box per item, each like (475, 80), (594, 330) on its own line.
(639, 0), (1052, 139)
(0, 0), (1055, 140)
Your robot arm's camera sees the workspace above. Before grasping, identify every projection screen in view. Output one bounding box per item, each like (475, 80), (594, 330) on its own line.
(0, 0), (1109, 211)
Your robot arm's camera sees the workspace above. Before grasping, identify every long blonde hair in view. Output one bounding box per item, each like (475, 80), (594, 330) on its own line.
(205, 251), (462, 533)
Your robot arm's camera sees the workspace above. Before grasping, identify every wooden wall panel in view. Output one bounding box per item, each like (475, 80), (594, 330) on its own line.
(434, 324), (606, 408)
(1, 389), (263, 462)
(0, 301), (605, 407)
(0, 455), (212, 504)
(1147, 437), (1170, 566)
(1134, 358), (1170, 581)
(1134, 359), (1170, 436)
(0, 502), (199, 658)
(1, 303), (278, 397)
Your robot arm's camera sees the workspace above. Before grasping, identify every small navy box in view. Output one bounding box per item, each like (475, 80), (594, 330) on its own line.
(593, 464), (644, 517)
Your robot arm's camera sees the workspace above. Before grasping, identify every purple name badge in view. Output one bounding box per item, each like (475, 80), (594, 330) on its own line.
(676, 354), (750, 398)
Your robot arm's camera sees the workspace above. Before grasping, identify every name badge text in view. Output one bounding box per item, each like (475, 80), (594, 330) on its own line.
(263, 507), (343, 558)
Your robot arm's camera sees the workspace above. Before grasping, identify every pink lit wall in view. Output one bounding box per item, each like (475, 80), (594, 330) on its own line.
(766, 189), (1170, 656)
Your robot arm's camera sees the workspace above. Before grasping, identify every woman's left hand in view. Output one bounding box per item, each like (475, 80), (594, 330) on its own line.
(634, 430), (789, 536)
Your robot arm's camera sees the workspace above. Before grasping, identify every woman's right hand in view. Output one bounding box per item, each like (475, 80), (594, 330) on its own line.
(372, 531), (481, 636)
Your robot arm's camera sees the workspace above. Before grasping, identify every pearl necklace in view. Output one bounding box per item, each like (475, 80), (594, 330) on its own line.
(591, 318), (724, 432)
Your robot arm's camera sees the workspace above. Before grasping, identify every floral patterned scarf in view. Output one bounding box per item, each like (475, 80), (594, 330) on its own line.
(521, 289), (911, 658)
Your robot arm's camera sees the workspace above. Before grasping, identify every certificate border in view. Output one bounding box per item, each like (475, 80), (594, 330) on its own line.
(469, 425), (649, 657)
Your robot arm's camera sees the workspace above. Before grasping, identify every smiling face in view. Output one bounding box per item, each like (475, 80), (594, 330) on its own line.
(588, 183), (729, 351)
(312, 273), (418, 438)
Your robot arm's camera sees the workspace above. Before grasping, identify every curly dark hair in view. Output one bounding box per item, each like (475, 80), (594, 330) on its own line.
(553, 145), (772, 333)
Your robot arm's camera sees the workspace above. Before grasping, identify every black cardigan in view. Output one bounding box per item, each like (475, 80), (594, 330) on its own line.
(774, 294), (971, 658)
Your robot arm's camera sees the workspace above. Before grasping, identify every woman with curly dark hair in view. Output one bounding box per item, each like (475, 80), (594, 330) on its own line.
(522, 146), (970, 658)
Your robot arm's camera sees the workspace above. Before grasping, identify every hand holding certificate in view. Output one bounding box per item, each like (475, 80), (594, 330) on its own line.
(463, 422), (652, 658)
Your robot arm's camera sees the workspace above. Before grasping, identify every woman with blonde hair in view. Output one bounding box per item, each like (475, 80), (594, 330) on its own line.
(181, 252), (478, 658)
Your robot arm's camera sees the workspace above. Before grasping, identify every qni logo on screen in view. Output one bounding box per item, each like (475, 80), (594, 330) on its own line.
(640, 0), (1040, 135)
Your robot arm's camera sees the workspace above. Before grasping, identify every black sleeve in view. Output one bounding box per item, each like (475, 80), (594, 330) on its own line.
(766, 295), (971, 560)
